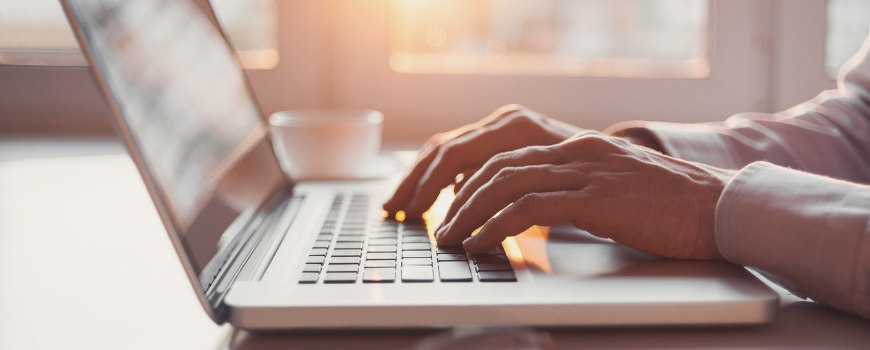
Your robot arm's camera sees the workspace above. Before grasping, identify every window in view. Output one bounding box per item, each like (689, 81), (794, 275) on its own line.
(210, 0), (279, 70)
(825, 0), (870, 78)
(0, 0), (278, 70)
(389, 0), (709, 78)
(331, 0), (769, 143)
(0, 0), (85, 66)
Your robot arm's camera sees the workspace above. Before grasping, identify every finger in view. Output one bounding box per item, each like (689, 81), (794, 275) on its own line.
(452, 130), (604, 212)
(453, 167), (479, 194)
(439, 145), (569, 229)
(462, 190), (590, 254)
(403, 113), (557, 217)
(441, 132), (612, 225)
(383, 105), (526, 213)
(436, 163), (592, 246)
(382, 145), (439, 213)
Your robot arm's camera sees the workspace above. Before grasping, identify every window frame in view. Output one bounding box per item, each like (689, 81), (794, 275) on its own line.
(0, 0), (330, 134)
(327, 0), (779, 143)
(0, 0), (845, 145)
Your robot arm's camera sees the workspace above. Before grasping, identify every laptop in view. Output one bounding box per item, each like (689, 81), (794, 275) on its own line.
(61, 0), (778, 330)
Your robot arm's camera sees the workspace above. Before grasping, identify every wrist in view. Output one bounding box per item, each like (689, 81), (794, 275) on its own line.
(612, 128), (666, 154)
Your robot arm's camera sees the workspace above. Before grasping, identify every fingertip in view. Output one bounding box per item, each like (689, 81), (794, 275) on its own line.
(381, 199), (400, 213)
(435, 220), (448, 234)
(461, 236), (484, 254)
(435, 226), (463, 247)
(403, 198), (429, 219)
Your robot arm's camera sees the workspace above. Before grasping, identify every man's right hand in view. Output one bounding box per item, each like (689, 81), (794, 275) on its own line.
(382, 104), (582, 218)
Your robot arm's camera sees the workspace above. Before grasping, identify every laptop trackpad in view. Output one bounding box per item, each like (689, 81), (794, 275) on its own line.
(514, 224), (739, 279)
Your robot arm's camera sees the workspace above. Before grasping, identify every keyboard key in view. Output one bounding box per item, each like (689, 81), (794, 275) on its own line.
(363, 268), (396, 283)
(403, 222), (426, 230)
(369, 238), (398, 245)
(403, 250), (432, 258)
(368, 245), (396, 253)
(402, 257), (433, 266)
(340, 225), (366, 232)
(402, 236), (430, 243)
(335, 242), (364, 249)
(332, 249), (362, 257)
(312, 240), (330, 249)
(437, 253), (467, 261)
(298, 272), (319, 284)
(323, 272), (357, 283)
(364, 260), (396, 268)
(436, 245), (465, 254)
(317, 234), (334, 241)
(327, 264), (359, 272)
(476, 262), (513, 271)
(373, 226), (398, 233)
(478, 271), (517, 282)
(403, 243), (431, 251)
(367, 252), (397, 260)
(337, 235), (365, 242)
(402, 266), (434, 282)
(402, 230), (429, 237)
(309, 248), (328, 256)
(473, 254), (510, 264)
(370, 232), (398, 238)
(303, 264), (322, 272)
(306, 256), (325, 264)
(439, 261), (473, 282)
(329, 256), (361, 264)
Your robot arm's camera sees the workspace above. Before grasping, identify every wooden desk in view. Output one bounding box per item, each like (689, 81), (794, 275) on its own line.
(1, 137), (868, 350)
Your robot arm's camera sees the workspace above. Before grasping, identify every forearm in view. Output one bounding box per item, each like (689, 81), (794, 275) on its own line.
(611, 128), (666, 154)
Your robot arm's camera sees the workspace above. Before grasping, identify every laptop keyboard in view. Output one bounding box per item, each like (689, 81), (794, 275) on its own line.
(298, 194), (517, 284)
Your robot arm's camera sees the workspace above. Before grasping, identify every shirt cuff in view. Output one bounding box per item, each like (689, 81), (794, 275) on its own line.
(604, 121), (742, 169)
(715, 162), (870, 318)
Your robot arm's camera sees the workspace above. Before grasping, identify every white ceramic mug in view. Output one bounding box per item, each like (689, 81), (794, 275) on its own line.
(269, 108), (383, 180)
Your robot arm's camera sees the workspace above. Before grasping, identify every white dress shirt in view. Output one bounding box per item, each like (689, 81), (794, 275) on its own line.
(606, 34), (870, 319)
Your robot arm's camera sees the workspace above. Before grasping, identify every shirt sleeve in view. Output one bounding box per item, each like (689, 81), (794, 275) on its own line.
(716, 162), (870, 318)
(603, 34), (870, 319)
(604, 35), (870, 184)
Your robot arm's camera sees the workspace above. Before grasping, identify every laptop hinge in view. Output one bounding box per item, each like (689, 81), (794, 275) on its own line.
(201, 192), (302, 322)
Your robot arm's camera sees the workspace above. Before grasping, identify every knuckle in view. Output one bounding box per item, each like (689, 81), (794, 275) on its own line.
(437, 141), (460, 160)
(500, 103), (527, 113)
(424, 132), (445, 147)
(489, 151), (514, 166)
(492, 166), (519, 184)
(505, 113), (541, 127)
(565, 134), (613, 151)
(514, 193), (544, 212)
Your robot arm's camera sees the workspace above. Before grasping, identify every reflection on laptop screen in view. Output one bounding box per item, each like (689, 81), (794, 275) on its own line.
(67, 0), (265, 231)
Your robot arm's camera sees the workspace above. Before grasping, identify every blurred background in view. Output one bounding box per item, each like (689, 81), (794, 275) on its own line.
(1, 0), (869, 144)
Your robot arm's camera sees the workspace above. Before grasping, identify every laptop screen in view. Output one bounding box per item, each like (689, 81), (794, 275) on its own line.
(66, 0), (266, 230)
(64, 0), (291, 310)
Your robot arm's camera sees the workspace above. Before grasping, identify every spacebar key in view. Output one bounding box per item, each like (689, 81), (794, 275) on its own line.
(438, 261), (472, 282)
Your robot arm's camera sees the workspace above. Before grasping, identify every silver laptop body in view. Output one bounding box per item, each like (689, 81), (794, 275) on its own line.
(61, 0), (778, 330)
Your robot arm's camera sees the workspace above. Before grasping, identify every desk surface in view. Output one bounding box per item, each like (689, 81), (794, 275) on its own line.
(1, 136), (868, 350)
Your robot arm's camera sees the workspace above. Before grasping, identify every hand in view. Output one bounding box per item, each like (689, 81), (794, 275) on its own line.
(434, 132), (737, 260)
(383, 104), (582, 217)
